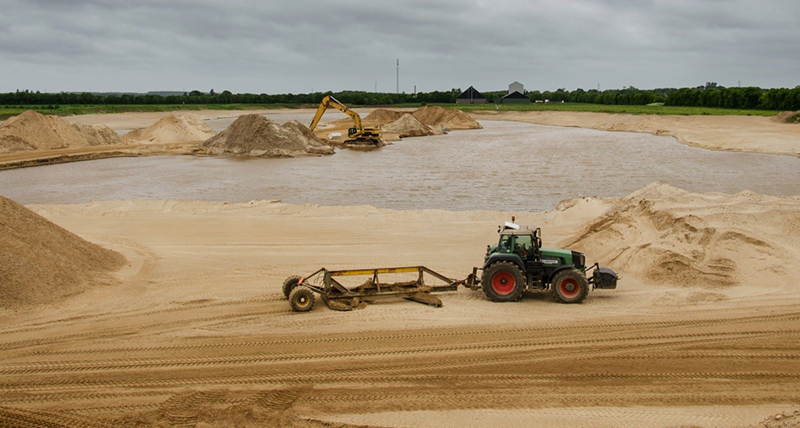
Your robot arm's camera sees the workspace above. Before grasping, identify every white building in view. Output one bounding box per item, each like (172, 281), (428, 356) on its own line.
(508, 81), (524, 95)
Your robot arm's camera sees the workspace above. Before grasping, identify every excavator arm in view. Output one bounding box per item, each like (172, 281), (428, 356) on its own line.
(309, 95), (363, 132)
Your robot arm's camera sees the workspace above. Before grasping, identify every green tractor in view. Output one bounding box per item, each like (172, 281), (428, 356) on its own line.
(467, 220), (618, 303)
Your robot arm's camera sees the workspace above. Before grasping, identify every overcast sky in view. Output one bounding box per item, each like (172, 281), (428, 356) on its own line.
(1, 0), (798, 94)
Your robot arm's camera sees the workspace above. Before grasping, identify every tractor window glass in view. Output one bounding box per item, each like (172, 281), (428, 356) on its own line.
(499, 235), (511, 251)
(514, 235), (532, 253)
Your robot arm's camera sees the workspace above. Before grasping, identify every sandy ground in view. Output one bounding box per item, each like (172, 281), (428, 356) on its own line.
(1, 194), (799, 427)
(473, 110), (800, 157)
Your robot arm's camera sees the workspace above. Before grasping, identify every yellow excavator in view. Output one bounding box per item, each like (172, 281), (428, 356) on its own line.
(309, 95), (382, 146)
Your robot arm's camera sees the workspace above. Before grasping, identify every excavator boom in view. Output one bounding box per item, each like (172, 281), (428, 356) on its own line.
(308, 95), (382, 146)
(309, 95), (362, 131)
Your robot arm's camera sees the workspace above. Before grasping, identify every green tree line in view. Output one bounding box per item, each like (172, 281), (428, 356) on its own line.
(2, 85), (799, 110)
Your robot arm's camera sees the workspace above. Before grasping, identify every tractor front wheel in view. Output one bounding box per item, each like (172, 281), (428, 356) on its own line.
(282, 275), (302, 299)
(482, 262), (525, 302)
(289, 286), (316, 312)
(551, 268), (589, 304)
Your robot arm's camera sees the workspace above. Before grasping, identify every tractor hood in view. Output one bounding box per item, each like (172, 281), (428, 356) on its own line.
(540, 248), (573, 264)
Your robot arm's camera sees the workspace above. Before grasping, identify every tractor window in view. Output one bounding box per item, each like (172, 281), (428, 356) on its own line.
(513, 235), (532, 255)
(498, 235), (512, 252)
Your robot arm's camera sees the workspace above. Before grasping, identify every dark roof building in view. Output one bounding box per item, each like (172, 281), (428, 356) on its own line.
(456, 86), (488, 104)
(500, 90), (530, 104)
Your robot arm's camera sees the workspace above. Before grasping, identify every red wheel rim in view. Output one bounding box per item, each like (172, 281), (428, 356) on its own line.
(491, 271), (516, 295)
(559, 277), (581, 299)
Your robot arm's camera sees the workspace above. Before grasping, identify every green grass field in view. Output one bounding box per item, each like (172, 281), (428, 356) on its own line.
(0, 102), (778, 120)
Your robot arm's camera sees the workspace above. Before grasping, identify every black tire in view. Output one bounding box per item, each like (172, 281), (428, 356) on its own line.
(482, 261), (525, 302)
(551, 268), (589, 304)
(282, 275), (302, 299)
(289, 286), (315, 312)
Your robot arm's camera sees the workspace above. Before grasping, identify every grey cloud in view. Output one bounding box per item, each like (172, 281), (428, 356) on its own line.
(0, 0), (798, 92)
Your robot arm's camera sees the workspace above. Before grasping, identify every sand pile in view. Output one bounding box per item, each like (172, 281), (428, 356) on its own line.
(561, 183), (800, 289)
(363, 108), (405, 125)
(124, 114), (216, 143)
(382, 113), (436, 138)
(412, 106), (482, 130)
(200, 114), (334, 157)
(0, 110), (122, 154)
(773, 111), (800, 124)
(0, 196), (126, 309)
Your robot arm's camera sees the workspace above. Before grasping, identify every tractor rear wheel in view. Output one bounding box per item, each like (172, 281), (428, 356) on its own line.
(289, 286), (315, 312)
(482, 262), (525, 302)
(551, 268), (589, 304)
(282, 275), (302, 299)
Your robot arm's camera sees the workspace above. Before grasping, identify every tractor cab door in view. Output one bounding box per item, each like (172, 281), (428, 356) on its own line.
(514, 234), (546, 289)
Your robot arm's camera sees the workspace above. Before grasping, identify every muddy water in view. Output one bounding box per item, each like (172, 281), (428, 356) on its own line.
(2, 120), (799, 211)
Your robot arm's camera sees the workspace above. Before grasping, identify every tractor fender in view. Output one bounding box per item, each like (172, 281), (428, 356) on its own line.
(545, 265), (578, 284)
(483, 254), (525, 271)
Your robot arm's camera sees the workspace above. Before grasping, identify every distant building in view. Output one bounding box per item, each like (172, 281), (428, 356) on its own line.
(456, 86), (488, 104)
(508, 81), (524, 95)
(500, 91), (530, 104)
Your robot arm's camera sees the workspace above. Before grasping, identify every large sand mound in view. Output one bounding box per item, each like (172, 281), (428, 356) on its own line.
(562, 183), (800, 289)
(200, 114), (334, 157)
(412, 106), (482, 130)
(0, 110), (122, 154)
(0, 196), (126, 309)
(124, 114), (216, 144)
(363, 108), (405, 125)
(382, 113), (436, 138)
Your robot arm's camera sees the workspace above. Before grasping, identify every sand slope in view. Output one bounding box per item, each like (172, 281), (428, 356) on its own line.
(0, 196), (126, 309)
(124, 114), (216, 144)
(563, 183), (800, 291)
(363, 108), (406, 125)
(200, 114), (334, 157)
(383, 113), (436, 138)
(412, 105), (483, 130)
(0, 110), (122, 154)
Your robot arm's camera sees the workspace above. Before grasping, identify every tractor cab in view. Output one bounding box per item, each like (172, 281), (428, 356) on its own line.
(489, 227), (542, 262)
